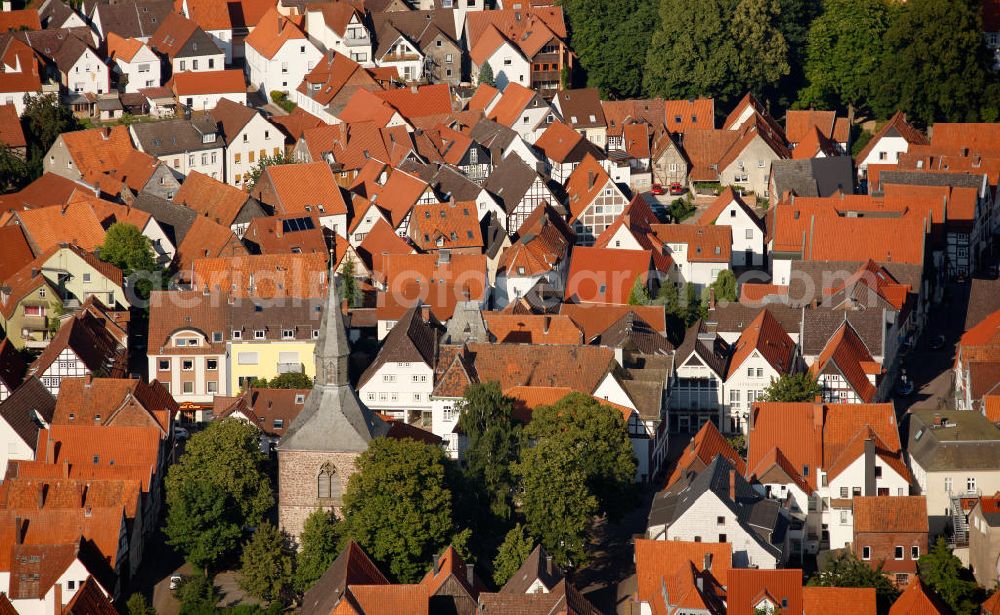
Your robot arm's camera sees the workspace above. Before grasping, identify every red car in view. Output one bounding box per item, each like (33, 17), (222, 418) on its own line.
(650, 183), (665, 195)
(669, 182), (684, 195)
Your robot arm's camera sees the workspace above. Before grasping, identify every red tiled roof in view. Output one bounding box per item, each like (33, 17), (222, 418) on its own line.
(0, 9), (41, 31)
(245, 7), (307, 60)
(635, 539), (730, 615)
(466, 83), (499, 112)
(665, 420), (746, 489)
(375, 84), (453, 121)
(856, 112), (928, 164)
(53, 377), (174, 434)
(174, 170), (250, 226)
(264, 161), (348, 216)
(822, 403), (908, 482)
(559, 303), (667, 340)
(14, 201), (106, 253)
(740, 283), (788, 306)
(888, 578), (949, 615)
(486, 83), (537, 128)
(105, 32), (144, 63)
(350, 160), (431, 228)
(175, 215), (248, 271)
(168, 69), (246, 95)
(564, 246), (652, 305)
(483, 313), (583, 345)
(534, 120), (585, 163)
(271, 107), (324, 142)
(726, 569), (803, 615)
(785, 109), (843, 144)
(697, 187), (762, 228)
(378, 253), (486, 321)
(727, 309), (794, 378)
(853, 496), (928, 534)
(149, 12), (200, 60)
(296, 50), (378, 107)
(565, 154), (615, 222)
(664, 98), (715, 133)
(0, 224), (34, 280)
(651, 223), (732, 263)
(356, 217), (414, 282)
(407, 201), (482, 252)
(803, 587), (876, 615)
(809, 321), (879, 402)
(0, 103), (25, 149)
(0, 38), (41, 96)
(243, 214), (328, 255)
(190, 252), (328, 299)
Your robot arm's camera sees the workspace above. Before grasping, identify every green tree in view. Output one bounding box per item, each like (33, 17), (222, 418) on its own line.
(525, 393), (636, 520)
(165, 479), (243, 571)
(872, 0), (998, 126)
(761, 373), (823, 402)
(653, 280), (685, 345)
(98, 222), (161, 300)
(731, 0), (789, 99)
(340, 257), (360, 307)
(0, 146), (30, 193)
(244, 152), (294, 193)
(515, 435), (597, 568)
(798, 0), (895, 115)
(710, 270), (738, 304)
(807, 551), (898, 615)
(295, 508), (341, 593)
(456, 382), (521, 521)
(260, 372), (313, 389)
(918, 537), (983, 615)
(563, 0), (658, 98)
(478, 63), (495, 87)
(644, 0), (739, 103)
(339, 438), (463, 583)
(22, 93), (80, 178)
(772, 0), (821, 109)
(166, 419), (273, 525)
(491, 523), (534, 587)
(127, 593), (156, 615)
(239, 521), (294, 604)
(628, 275), (651, 306)
(684, 282), (705, 326)
(176, 574), (219, 615)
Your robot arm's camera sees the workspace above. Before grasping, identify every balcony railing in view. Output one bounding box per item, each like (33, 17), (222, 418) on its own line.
(345, 35), (369, 47)
(277, 362), (304, 374)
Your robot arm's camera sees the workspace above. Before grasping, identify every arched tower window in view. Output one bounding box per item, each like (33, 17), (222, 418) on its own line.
(317, 462), (343, 501)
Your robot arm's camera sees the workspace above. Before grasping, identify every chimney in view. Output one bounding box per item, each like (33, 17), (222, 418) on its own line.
(62, 461), (70, 478)
(863, 435), (876, 497)
(84, 506), (92, 518)
(14, 517), (24, 544)
(933, 413), (942, 427)
(708, 287), (716, 310)
(703, 552), (713, 571)
(433, 553), (441, 575)
(45, 432), (55, 463)
(411, 84), (419, 94)
(84, 374), (93, 388)
(728, 468), (735, 501)
(695, 576), (704, 593)
(38, 483), (47, 509)
(545, 554), (554, 577)
(53, 582), (62, 614)
(543, 315), (551, 334)
(465, 563), (475, 587)
(587, 171), (595, 189)
(276, 218), (283, 238)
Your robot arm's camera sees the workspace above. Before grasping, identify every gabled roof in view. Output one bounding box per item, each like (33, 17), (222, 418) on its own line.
(62, 576), (118, 614)
(486, 83), (544, 129)
(564, 153), (616, 221)
(554, 88), (606, 130)
(372, 9), (457, 59)
(0, 377), (55, 450)
(0, 103), (25, 150)
(356, 217), (414, 282)
(635, 539), (730, 615)
(350, 159), (431, 227)
(856, 112), (928, 164)
(168, 69), (246, 95)
(466, 6), (567, 61)
(500, 544), (564, 594)
(0, 36), (41, 96)
(52, 377), (174, 434)
(245, 7), (307, 60)
(175, 215), (247, 270)
(0, 225), (34, 280)
(105, 32), (145, 63)
(149, 11), (220, 60)
(296, 50), (378, 109)
(190, 252), (328, 299)
(482, 155), (548, 215)
(786, 109), (848, 144)
(665, 419), (746, 489)
(478, 579), (601, 615)
(378, 253), (486, 321)
(809, 320), (879, 402)
(726, 309), (795, 379)
(651, 223), (731, 263)
(664, 98), (715, 133)
(408, 200), (482, 251)
(262, 161), (348, 217)
(94, 0), (172, 40)
(243, 214), (328, 256)
(726, 569), (802, 615)
(359, 306), (438, 387)
(887, 578), (949, 615)
(29, 311), (127, 381)
(697, 186), (763, 229)
(174, 169), (260, 226)
(465, 343), (615, 393)
(803, 587), (876, 615)
(498, 202), (573, 277)
(483, 313), (583, 345)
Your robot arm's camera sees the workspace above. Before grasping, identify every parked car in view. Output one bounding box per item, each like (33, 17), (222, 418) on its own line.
(928, 334), (946, 351)
(669, 182), (684, 195)
(173, 426), (190, 440)
(896, 377), (915, 397)
(650, 183), (665, 195)
(169, 575), (183, 590)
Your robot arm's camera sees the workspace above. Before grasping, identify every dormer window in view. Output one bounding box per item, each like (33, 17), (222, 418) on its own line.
(202, 133), (216, 144)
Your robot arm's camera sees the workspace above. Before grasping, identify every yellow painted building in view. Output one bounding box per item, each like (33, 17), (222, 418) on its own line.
(227, 301), (321, 392)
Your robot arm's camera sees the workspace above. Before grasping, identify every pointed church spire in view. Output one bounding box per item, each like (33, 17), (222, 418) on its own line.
(314, 276), (350, 386)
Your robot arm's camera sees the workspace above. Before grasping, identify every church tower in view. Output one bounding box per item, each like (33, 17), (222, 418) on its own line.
(277, 279), (388, 540)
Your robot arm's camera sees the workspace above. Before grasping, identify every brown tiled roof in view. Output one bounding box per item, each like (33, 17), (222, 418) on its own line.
(0, 338), (27, 392)
(0, 103), (25, 149)
(13, 201), (106, 254)
(0, 377), (54, 454)
(7, 542), (79, 600)
(726, 309), (795, 379)
(465, 343), (614, 393)
(726, 569), (802, 615)
(176, 215), (248, 271)
(148, 12), (200, 60)
(483, 313), (582, 345)
(651, 223), (732, 263)
(0, 37), (41, 96)
(534, 120), (589, 164)
(856, 112), (928, 164)
(375, 84), (453, 121)
(408, 201), (482, 251)
(190, 252), (328, 299)
(301, 541), (389, 615)
(29, 311), (127, 382)
(0, 506), (126, 566)
(852, 496), (928, 533)
(809, 321), (879, 403)
(593, 195), (673, 272)
(555, 88), (606, 129)
(564, 247), (652, 305)
(602, 98), (666, 138)
(559, 303), (667, 340)
(62, 576), (118, 614)
(478, 579), (601, 615)
(786, 109), (838, 144)
(0, 225), (34, 280)
(498, 203), (573, 277)
(665, 420), (745, 488)
(53, 377), (174, 434)
(243, 214), (328, 255)
(359, 306), (438, 387)
(174, 170), (253, 226)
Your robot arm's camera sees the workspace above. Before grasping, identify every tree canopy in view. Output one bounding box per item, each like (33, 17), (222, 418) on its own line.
(478, 63), (495, 87)
(164, 479), (243, 571)
(731, 0), (789, 99)
(339, 437), (466, 583)
(761, 373), (823, 402)
(22, 93), (79, 178)
(295, 509), (342, 593)
(628, 276), (651, 306)
(166, 418), (273, 526)
(492, 523), (535, 587)
(239, 521), (294, 604)
(710, 270), (738, 304)
(99, 222), (161, 301)
(257, 372), (313, 389)
(917, 537), (983, 615)
(455, 382), (521, 521)
(0, 146), (30, 193)
(872, 0), (999, 126)
(807, 551), (899, 615)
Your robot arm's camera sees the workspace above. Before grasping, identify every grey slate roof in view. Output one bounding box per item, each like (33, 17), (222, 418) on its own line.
(707, 304), (802, 340)
(800, 307), (886, 357)
(130, 116), (220, 156)
(398, 161), (485, 203)
(483, 155), (543, 215)
(500, 544), (564, 594)
(358, 306), (439, 387)
(372, 10), (457, 58)
(0, 377), (56, 450)
(132, 191), (198, 246)
(443, 301), (488, 345)
(770, 156), (854, 199)
(879, 170), (985, 190)
(965, 276), (1000, 331)
(675, 321), (730, 378)
(906, 409), (1000, 472)
(787, 260), (923, 310)
(593, 310), (674, 355)
(95, 0), (172, 39)
(648, 455), (787, 559)
(278, 281), (388, 453)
